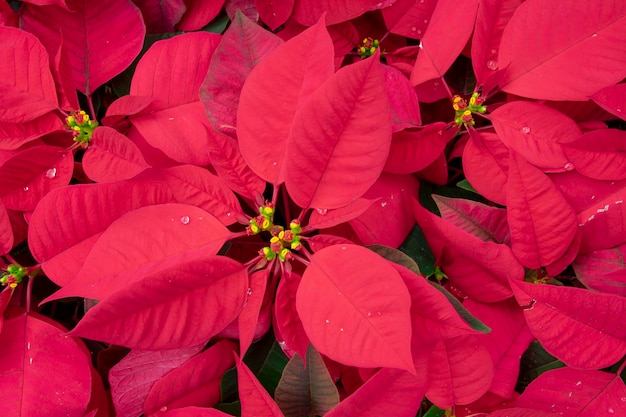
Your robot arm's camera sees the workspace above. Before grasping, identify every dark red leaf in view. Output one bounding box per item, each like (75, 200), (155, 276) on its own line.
(237, 16), (334, 184)
(162, 408), (234, 417)
(511, 279), (626, 369)
(573, 244), (626, 296)
(132, 0), (186, 33)
(177, 0), (225, 31)
(381, 64), (421, 131)
(275, 344), (339, 417)
(296, 244), (414, 372)
(109, 344), (205, 417)
(21, 0), (145, 95)
(291, 0), (396, 25)
(238, 269), (269, 356)
(498, 0), (626, 100)
(69, 256), (248, 349)
(285, 53), (392, 209)
(0, 202), (14, 254)
(143, 340), (237, 414)
(255, 0), (293, 30)
(201, 11), (283, 138)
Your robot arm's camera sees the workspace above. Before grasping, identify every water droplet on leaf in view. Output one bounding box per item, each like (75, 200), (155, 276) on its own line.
(520, 126), (531, 134)
(46, 168), (57, 178)
(325, 319), (330, 324)
(367, 312), (372, 317)
(180, 215), (190, 224)
(490, 48), (497, 55)
(272, 161), (278, 166)
(563, 162), (574, 171)
(486, 60), (498, 70)
(411, 26), (417, 32)
(247, 288), (253, 295)
(340, 328), (344, 332)
(23, 186), (29, 191)
(608, 408), (615, 414)
(591, 33), (598, 37)
(423, 19), (428, 24)
(381, 202), (387, 207)
(316, 208), (328, 215)
(617, 108), (622, 113)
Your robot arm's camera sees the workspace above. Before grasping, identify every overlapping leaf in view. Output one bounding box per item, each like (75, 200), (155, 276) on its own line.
(591, 84), (626, 121)
(562, 129), (626, 180)
(237, 17), (334, 184)
(384, 123), (453, 174)
(296, 244), (414, 372)
(506, 152), (579, 268)
(69, 256), (248, 349)
(511, 279), (626, 369)
(462, 132), (510, 205)
(236, 354), (285, 417)
(291, 0), (396, 25)
(21, 0), (145, 95)
(285, 53), (392, 209)
(109, 343), (205, 417)
(143, 340), (237, 414)
(201, 11), (283, 138)
(498, 0), (626, 100)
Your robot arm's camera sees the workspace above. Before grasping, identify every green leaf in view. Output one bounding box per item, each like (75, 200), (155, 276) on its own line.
(275, 344), (339, 417)
(423, 404), (446, 417)
(399, 225), (436, 276)
(456, 179), (478, 194)
(428, 281), (491, 333)
(516, 341), (565, 392)
(367, 244), (421, 275)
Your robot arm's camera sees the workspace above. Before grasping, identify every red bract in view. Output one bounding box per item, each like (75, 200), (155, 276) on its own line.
(2, 0), (626, 415)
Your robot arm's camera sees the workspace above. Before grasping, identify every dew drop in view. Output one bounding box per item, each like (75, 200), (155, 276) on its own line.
(160, 406), (168, 412)
(29, 358), (33, 365)
(198, 216), (203, 220)
(247, 288), (253, 295)
(341, 246), (346, 250)
(23, 186), (29, 191)
(617, 108), (622, 113)
(486, 60), (498, 70)
(591, 195), (596, 200)
(340, 328), (344, 332)
(591, 33), (598, 38)
(416, 30), (422, 35)
(27, 342), (31, 350)
(616, 200), (623, 205)
(587, 215), (595, 221)
(168, 117), (174, 121)
(272, 161), (278, 166)
(568, 392), (572, 397)
(423, 19), (428, 24)
(227, 212), (231, 217)
(316, 208), (328, 215)
(563, 162), (574, 171)
(520, 126), (531, 134)
(46, 167), (57, 178)
(381, 202), (387, 208)
(490, 48), (497, 55)
(411, 26), (417, 32)
(180, 215), (190, 224)
(325, 319), (330, 324)
(376, 311), (382, 316)
(608, 408), (615, 414)
(367, 312), (372, 317)
(620, 397), (626, 402)
(419, 0), (424, 3)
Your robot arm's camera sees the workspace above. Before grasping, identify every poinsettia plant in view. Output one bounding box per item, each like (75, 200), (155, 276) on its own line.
(1, 0), (626, 416)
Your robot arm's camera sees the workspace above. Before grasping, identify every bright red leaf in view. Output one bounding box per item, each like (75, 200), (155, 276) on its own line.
(489, 101), (581, 171)
(381, 0), (436, 39)
(384, 123), (453, 174)
(381, 64), (421, 131)
(255, 0), (293, 30)
(69, 256), (248, 349)
(176, 0), (225, 31)
(143, 340), (237, 415)
(21, 0), (145, 95)
(83, 126), (150, 182)
(285, 53), (392, 209)
(573, 244), (626, 296)
(296, 244), (414, 373)
(236, 354), (285, 417)
(291, 0), (396, 25)
(462, 132), (510, 205)
(591, 83), (626, 121)
(410, 0), (480, 86)
(237, 16), (334, 184)
(562, 129), (626, 181)
(511, 279), (626, 369)
(238, 269), (269, 356)
(274, 273), (310, 361)
(516, 367), (626, 416)
(0, 312), (92, 416)
(132, 0), (186, 33)
(506, 152), (579, 269)
(45, 203), (231, 301)
(498, 0), (626, 100)
(325, 368), (425, 417)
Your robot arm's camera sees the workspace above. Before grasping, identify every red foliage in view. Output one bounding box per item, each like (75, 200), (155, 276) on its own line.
(1, 0), (626, 415)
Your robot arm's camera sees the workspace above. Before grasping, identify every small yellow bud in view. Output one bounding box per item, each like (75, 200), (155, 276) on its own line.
(67, 116), (75, 124)
(463, 110), (471, 116)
